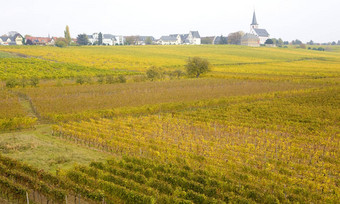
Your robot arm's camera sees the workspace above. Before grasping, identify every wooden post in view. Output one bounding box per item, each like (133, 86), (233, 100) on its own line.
(65, 195), (67, 204)
(26, 191), (29, 204)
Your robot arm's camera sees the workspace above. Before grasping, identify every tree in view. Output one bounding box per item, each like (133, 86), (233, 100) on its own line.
(220, 35), (228, 44)
(55, 39), (67, 47)
(146, 66), (164, 81)
(292, 39), (302, 45)
(338, 40), (340, 45)
(308, 40), (314, 45)
(64, 25), (71, 45)
(125, 36), (138, 45)
(145, 37), (152, 45)
(98, 32), (103, 45)
(77, 34), (89, 45)
(277, 38), (283, 46)
(265, 39), (274, 44)
(185, 57), (211, 78)
(331, 41), (336, 45)
(227, 31), (244, 45)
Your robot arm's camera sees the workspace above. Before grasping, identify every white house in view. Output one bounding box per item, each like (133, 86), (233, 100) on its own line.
(158, 31), (201, 45)
(158, 36), (179, 45)
(249, 11), (270, 45)
(88, 33), (125, 45)
(187, 31), (201, 45)
(0, 32), (23, 45)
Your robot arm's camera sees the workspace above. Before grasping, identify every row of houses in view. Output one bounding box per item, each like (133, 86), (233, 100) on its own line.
(86, 31), (201, 45)
(1, 12), (269, 47)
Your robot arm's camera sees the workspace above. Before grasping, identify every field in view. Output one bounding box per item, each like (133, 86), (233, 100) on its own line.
(0, 45), (339, 203)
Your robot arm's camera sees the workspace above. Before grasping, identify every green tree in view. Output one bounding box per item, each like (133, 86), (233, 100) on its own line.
(265, 39), (274, 44)
(220, 35), (228, 44)
(55, 39), (67, 47)
(64, 25), (71, 45)
(98, 32), (103, 45)
(77, 34), (89, 45)
(146, 66), (164, 81)
(185, 57), (211, 78)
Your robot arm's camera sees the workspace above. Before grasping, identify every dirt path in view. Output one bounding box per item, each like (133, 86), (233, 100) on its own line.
(9, 90), (41, 123)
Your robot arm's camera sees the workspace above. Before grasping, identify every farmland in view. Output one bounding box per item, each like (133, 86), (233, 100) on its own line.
(0, 45), (339, 203)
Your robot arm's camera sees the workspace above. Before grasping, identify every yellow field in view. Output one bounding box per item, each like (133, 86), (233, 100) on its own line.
(0, 45), (339, 203)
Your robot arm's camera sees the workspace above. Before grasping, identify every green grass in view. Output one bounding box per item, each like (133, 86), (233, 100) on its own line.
(0, 124), (109, 173)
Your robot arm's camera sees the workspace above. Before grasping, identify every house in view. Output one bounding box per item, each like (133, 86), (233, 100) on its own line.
(87, 33), (98, 45)
(213, 36), (228, 45)
(249, 11), (270, 45)
(0, 32), (23, 45)
(158, 36), (179, 45)
(241, 33), (260, 47)
(158, 31), (201, 45)
(187, 31), (201, 45)
(88, 33), (125, 45)
(25, 36), (55, 45)
(135, 36), (155, 45)
(103, 34), (115, 45)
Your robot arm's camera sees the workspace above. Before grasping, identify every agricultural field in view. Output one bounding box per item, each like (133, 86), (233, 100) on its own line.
(0, 45), (339, 203)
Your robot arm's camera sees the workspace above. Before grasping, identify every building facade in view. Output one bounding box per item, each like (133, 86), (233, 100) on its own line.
(249, 11), (270, 45)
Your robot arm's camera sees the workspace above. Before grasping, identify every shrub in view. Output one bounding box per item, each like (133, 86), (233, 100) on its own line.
(30, 76), (39, 87)
(118, 75), (127, 83)
(6, 78), (19, 88)
(55, 39), (67, 48)
(76, 76), (91, 84)
(146, 66), (164, 81)
(185, 57), (211, 78)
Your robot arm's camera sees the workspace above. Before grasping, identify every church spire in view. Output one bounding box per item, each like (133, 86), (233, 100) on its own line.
(251, 11), (258, 26)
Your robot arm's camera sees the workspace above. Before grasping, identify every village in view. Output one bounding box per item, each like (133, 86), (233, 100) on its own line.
(1, 11), (338, 47)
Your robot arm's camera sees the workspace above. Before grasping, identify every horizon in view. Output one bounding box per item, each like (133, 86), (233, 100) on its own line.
(1, 0), (339, 43)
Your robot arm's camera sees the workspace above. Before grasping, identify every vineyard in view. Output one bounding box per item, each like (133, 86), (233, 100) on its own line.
(0, 45), (339, 203)
(0, 51), (137, 83)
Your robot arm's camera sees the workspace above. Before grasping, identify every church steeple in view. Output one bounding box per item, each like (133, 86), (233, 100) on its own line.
(251, 11), (258, 29)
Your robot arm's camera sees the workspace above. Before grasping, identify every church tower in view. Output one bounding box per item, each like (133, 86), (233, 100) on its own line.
(250, 11), (258, 30)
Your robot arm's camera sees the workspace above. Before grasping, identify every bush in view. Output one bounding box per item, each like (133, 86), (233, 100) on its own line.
(30, 76), (39, 87)
(6, 78), (19, 88)
(106, 75), (116, 84)
(169, 69), (185, 79)
(76, 76), (91, 84)
(118, 75), (127, 83)
(186, 57), (211, 78)
(55, 39), (67, 48)
(265, 39), (274, 44)
(146, 66), (164, 81)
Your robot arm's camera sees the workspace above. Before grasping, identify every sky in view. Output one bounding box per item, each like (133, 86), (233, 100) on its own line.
(1, 0), (339, 43)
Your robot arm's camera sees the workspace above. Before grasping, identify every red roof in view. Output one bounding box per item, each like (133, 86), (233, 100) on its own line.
(25, 36), (53, 44)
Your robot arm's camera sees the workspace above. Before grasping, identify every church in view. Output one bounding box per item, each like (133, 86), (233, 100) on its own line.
(249, 11), (270, 45)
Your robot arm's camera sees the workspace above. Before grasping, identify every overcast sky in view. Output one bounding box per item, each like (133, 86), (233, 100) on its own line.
(1, 0), (339, 43)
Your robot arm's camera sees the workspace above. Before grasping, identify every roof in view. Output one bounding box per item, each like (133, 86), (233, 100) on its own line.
(160, 36), (177, 42)
(103, 34), (115, 39)
(0, 36), (9, 41)
(138, 36), (155, 41)
(213, 36), (228, 44)
(25, 36), (52, 43)
(253, 29), (269, 37)
(190, 31), (200, 38)
(251, 11), (258, 25)
(242, 33), (260, 40)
